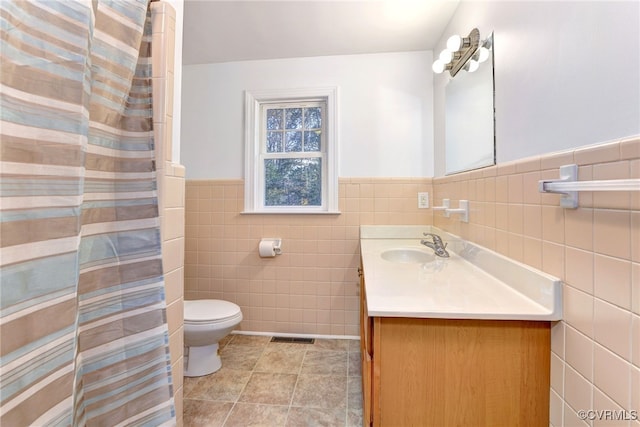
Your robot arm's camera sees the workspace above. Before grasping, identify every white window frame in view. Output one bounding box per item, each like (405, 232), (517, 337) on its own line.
(243, 87), (339, 214)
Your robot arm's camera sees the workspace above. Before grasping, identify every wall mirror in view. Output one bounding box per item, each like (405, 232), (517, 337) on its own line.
(443, 32), (495, 175)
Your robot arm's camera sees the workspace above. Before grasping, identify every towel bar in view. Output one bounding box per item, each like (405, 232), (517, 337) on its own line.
(538, 164), (640, 208)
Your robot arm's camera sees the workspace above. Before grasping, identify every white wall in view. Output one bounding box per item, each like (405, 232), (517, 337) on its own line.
(433, 1), (640, 176)
(181, 51), (434, 179)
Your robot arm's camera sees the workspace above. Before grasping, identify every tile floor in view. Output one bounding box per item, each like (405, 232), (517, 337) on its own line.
(183, 334), (363, 427)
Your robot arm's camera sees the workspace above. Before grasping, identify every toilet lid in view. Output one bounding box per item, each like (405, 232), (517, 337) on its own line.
(184, 299), (241, 323)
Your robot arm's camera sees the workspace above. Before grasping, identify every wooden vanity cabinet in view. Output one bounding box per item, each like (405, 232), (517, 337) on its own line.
(359, 268), (551, 427)
(358, 266), (373, 425)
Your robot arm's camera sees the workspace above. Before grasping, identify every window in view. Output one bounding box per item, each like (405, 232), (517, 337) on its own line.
(244, 87), (339, 214)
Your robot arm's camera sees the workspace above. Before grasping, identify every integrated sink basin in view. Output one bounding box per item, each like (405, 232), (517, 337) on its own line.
(380, 248), (434, 264)
(360, 225), (563, 320)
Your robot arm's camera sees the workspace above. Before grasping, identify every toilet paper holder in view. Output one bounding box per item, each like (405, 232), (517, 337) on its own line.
(259, 238), (282, 257)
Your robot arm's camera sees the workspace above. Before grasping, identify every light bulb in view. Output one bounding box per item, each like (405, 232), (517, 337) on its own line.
(432, 60), (445, 74)
(439, 49), (453, 63)
(466, 59), (479, 72)
(447, 35), (462, 51)
(477, 47), (490, 63)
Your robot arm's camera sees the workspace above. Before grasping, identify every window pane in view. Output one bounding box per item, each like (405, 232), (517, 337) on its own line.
(304, 131), (321, 151)
(267, 109), (283, 130)
(285, 131), (302, 152)
(285, 108), (303, 129)
(266, 131), (283, 152)
(304, 107), (322, 129)
(264, 158), (322, 206)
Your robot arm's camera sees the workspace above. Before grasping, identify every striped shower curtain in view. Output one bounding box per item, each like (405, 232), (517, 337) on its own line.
(1, 0), (175, 425)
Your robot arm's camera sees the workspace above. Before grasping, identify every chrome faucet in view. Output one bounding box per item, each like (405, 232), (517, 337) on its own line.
(420, 233), (449, 258)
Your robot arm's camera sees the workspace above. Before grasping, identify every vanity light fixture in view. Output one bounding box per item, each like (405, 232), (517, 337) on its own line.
(432, 28), (491, 77)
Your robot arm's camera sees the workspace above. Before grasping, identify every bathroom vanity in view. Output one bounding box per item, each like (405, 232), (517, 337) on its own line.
(358, 226), (562, 427)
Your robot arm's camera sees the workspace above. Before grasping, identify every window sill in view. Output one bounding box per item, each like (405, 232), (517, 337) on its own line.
(240, 210), (341, 215)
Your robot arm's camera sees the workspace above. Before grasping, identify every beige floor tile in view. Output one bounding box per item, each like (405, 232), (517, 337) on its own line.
(183, 335), (362, 426)
(188, 368), (252, 402)
(347, 408), (363, 427)
(346, 377), (364, 426)
(183, 399), (233, 427)
(183, 376), (200, 398)
(218, 334), (234, 349)
(285, 406), (346, 426)
(224, 403), (288, 427)
(292, 374), (348, 410)
(347, 352), (361, 377)
(239, 372), (298, 405)
(266, 341), (314, 350)
(301, 350), (348, 376)
(221, 344), (264, 371)
(313, 338), (350, 352)
(347, 376), (363, 410)
(254, 346), (306, 374)
(229, 334), (271, 347)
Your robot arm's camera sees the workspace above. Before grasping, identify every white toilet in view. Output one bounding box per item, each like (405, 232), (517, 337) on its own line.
(183, 299), (243, 377)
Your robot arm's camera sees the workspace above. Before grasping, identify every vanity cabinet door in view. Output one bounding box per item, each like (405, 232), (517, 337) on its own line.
(375, 318), (550, 427)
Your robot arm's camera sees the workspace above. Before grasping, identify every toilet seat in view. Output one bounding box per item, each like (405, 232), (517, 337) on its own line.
(184, 299), (242, 325)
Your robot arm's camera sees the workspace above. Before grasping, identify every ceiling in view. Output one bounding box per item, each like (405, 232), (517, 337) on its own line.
(182, 0), (460, 65)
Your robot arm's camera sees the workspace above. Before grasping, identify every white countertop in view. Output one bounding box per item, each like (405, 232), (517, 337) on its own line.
(360, 226), (562, 321)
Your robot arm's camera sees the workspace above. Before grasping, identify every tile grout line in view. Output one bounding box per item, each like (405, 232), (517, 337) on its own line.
(220, 335), (269, 427)
(218, 335), (240, 427)
(284, 343), (309, 424)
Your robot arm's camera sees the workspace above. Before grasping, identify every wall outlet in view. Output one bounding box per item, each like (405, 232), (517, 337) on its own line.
(418, 192), (429, 209)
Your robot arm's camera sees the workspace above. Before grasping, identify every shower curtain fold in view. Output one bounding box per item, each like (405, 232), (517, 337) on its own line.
(0, 1), (176, 425)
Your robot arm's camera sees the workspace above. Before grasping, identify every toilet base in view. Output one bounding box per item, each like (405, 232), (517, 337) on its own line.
(184, 343), (221, 377)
